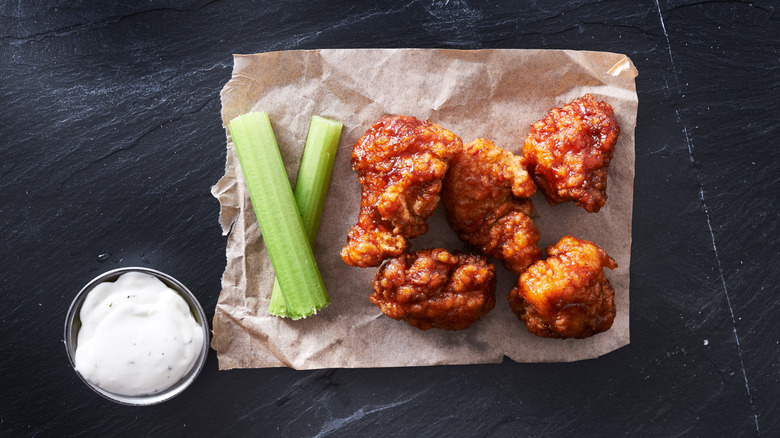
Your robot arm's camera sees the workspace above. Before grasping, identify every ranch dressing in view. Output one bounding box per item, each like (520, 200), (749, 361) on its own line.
(74, 272), (204, 396)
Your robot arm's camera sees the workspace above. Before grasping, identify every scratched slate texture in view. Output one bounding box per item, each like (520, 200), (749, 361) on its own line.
(1, 0), (778, 436)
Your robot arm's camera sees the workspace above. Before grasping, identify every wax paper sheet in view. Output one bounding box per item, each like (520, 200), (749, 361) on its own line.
(211, 49), (638, 369)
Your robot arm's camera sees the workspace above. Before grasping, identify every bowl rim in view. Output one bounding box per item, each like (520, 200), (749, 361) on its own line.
(64, 266), (210, 406)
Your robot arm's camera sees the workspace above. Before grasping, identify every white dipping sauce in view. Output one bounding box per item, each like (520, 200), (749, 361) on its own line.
(74, 272), (204, 396)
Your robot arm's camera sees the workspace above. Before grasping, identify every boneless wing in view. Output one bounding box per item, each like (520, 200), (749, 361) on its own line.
(522, 94), (620, 213)
(508, 236), (617, 339)
(442, 138), (541, 274)
(371, 248), (496, 330)
(341, 116), (462, 267)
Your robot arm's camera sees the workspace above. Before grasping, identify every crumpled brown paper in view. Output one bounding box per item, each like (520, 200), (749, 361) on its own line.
(211, 49), (638, 370)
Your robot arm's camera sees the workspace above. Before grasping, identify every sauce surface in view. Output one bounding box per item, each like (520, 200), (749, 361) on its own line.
(74, 272), (204, 396)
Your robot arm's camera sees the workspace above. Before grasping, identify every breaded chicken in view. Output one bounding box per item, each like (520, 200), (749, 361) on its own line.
(442, 138), (541, 274)
(522, 94), (620, 213)
(341, 116), (462, 267)
(371, 249), (496, 330)
(508, 236), (617, 339)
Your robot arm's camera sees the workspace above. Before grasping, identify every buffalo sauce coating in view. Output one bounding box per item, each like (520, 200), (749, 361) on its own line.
(341, 116), (462, 267)
(442, 138), (541, 275)
(522, 94), (620, 213)
(508, 236), (617, 339)
(371, 249), (496, 330)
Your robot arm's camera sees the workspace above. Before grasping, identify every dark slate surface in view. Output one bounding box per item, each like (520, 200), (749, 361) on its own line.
(1, 1), (778, 436)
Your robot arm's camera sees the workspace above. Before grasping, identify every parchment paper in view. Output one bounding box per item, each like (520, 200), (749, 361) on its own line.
(211, 49), (638, 370)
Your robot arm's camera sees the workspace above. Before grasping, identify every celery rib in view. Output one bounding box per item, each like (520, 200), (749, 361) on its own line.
(269, 116), (343, 318)
(228, 112), (331, 319)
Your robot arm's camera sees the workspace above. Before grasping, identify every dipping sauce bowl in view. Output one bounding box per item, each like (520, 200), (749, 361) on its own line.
(64, 267), (209, 406)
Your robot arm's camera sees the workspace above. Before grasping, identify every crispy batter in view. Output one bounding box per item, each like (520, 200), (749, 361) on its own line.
(371, 249), (496, 330)
(341, 116), (462, 267)
(508, 236), (617, 339)
(522, 94), (620, 212)
(442, 138), (541, 274)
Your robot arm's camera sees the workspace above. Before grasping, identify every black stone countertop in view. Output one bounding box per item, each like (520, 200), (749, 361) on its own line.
(2, 1), (778, 436)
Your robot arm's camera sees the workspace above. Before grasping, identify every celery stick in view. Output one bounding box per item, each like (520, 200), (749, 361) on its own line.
(228, 112), (329, 319)
(269, 116), (343, 317)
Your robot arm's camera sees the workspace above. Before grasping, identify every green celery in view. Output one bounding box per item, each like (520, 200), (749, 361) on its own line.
(269, 116), (343, 318)
(228, 112), (329, 319)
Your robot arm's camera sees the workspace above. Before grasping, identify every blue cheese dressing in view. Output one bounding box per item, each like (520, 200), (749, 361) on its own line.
(74, 272), (204, 396)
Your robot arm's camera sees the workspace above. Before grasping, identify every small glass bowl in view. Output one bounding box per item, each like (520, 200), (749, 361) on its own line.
(64, 267), (209, 406)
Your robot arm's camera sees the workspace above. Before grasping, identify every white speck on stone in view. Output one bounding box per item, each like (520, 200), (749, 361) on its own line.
(703, 339), (709, 346)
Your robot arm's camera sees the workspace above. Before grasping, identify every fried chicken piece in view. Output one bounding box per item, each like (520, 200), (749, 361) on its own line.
(508, 236), (617, 339)
(341, 116), (462, 267)
(371, 249), (496, 330)
(442, 138), (541, 275)
(522, 94), (620, 213)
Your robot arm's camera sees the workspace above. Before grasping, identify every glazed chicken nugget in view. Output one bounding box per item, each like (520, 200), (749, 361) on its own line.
(442, 138), (541, 274)
(341, 116), (462, 267)
(508, 236), (617, 339)
(371, 249), (496, 330)
(522, 94), (620, 213)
